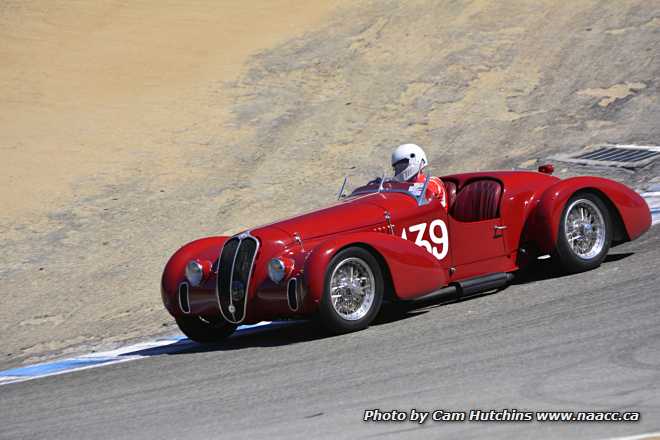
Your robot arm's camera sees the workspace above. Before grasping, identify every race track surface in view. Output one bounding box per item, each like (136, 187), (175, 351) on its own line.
(1, 228), (659, 440)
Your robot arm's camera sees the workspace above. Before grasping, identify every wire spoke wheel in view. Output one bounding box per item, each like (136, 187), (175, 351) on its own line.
(554, 192), (612, 274)
(321, 246), (384, 333)
(564, 198), (606, 259)
(329, 257), (376, 321)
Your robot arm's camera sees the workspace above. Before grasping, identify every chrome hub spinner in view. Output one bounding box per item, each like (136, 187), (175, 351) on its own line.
(564, 198), (606, 259)
(329, 257), (375, 321)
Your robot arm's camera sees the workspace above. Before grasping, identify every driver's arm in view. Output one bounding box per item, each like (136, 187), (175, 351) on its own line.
(427, 176), (447, 209)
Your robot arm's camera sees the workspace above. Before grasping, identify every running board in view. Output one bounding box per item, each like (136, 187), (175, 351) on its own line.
(456, 272), (514, 298)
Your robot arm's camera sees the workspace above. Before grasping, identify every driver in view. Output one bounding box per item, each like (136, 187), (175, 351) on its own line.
(392, 143), (447, 209)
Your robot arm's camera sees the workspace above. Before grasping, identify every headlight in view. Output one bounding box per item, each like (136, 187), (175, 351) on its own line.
(268, 258), (286, 283)
(185, 260), (204, 286)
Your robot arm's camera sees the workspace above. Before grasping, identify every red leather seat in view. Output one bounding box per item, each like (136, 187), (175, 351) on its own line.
(451, 179), (502, 222)
(444, 180), (457, 210)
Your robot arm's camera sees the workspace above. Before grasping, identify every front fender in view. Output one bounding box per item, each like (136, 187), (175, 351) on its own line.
(303, 232), (448, 305)
(161, 236), (228, 316)
(527, 177), (651, 253)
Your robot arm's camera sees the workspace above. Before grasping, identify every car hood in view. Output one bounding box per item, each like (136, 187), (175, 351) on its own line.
(256, 195), (387, 241)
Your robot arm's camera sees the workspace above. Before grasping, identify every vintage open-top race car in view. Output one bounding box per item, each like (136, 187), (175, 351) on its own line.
(161, 165), (651, 342)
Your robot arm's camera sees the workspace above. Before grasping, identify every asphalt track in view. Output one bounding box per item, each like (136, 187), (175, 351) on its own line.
(1, 228), (659, 440)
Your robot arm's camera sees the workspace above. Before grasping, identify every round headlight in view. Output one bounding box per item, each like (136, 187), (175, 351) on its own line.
(185, 260), (204, 286)
(268, 258), (286, 283)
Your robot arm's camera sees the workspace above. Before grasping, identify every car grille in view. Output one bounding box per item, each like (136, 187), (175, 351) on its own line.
(216, 234), (259, 323)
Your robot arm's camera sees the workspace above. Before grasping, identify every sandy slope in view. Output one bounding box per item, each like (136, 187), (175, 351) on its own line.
(1, 0), (659, 368)
(0, 0), (351, 365)
(0, 0), (348, 224)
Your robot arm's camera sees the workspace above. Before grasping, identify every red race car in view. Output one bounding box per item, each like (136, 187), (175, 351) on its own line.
(161, 166), (651, 342)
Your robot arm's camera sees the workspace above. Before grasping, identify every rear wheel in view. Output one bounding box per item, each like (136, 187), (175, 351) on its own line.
(554, 192), (612, 273)
(175, 315), (237, 343)
(319, 247), (384, 334)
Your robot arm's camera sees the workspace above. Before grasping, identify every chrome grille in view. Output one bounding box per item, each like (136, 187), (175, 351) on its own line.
(216, 234), (259, 323)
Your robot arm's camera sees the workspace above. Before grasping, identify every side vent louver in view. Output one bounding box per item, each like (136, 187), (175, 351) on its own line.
(178, 282), (191, 314)
(287, 278), (299, 311)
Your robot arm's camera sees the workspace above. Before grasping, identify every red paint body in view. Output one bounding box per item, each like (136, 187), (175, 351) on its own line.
(161, 170), (651, 324)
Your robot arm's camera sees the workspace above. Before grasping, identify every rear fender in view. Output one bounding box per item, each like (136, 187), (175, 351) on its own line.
(303, 232), (448, 306)
(527, 177), (651, 253)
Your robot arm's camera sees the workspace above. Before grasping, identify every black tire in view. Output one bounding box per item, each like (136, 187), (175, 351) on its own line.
(319, 247), (384, 334)
(175, 315), (237, 343)
(554, 192), (612, 274)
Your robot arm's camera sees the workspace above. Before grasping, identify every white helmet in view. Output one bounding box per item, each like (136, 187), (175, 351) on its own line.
(391, 143), (428, 182)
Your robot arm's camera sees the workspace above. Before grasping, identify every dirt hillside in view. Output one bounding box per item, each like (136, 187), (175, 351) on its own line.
(1, 0), (658, 368)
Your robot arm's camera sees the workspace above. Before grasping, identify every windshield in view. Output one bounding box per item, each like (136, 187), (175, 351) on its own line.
(338, 175), (431, 205)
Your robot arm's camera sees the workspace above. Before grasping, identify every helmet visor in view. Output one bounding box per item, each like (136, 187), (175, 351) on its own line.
(393, 159), (409, 176)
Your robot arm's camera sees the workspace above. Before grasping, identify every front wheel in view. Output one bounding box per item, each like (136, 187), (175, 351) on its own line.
(175, 315), (237, 343)
(554, 192), (612, 274)
(319, 247), (384, 334)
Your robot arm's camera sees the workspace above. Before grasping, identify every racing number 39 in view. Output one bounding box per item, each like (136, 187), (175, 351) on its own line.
(401, 219), (449, 260)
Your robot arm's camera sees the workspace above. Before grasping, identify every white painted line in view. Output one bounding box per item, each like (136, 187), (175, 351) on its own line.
(0, 320), (298, 386)
(0, 376), (24, 385)
(641, 191), (660, 226)
(0, 357), (139, 386)
(604, 431), (660, 440)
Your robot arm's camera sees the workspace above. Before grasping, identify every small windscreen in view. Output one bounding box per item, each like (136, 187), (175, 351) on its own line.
(349, 179), (424, 198)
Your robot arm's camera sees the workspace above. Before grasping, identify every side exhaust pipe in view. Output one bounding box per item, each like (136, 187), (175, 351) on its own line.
(406, 272), (513, 306)
(456, 272), (514, 298)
